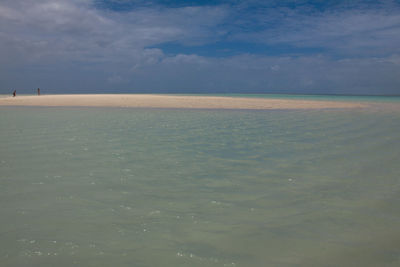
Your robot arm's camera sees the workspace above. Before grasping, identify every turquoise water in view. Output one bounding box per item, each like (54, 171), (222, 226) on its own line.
(178, 94), (400, 103)
(1, 104), (400, 266)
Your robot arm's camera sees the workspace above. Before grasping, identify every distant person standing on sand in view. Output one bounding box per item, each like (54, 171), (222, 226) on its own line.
(37, 88), (40, 95)
(12, 90), (16, 97)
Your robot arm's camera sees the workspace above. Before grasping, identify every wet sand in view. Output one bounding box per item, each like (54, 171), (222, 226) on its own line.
(0, 94), (368, 109)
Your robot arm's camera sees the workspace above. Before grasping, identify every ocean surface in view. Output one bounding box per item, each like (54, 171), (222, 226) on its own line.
(1, 98), (400, 266)
(179, 94), (400, 103)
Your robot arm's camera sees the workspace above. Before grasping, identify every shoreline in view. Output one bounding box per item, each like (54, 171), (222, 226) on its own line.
(0, 94), (369, 110)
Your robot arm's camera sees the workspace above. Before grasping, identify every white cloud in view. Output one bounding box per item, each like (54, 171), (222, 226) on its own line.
(232, 7), (400, 56)
(161, 54), (208, 65)
(122, 53), (400, 94)
(0, 0), (228, 65)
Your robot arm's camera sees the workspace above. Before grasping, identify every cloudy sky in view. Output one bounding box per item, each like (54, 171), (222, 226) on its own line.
(1, 0), (400, 95)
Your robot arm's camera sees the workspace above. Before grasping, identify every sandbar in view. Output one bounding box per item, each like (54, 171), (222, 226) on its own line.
(0, 94), (368, 110)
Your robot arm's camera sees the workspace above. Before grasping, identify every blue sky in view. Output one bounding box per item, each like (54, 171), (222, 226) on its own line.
(1, 0), (400, 95)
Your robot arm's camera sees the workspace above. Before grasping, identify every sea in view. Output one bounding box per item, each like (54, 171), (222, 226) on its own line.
(1, 94), (400, 266)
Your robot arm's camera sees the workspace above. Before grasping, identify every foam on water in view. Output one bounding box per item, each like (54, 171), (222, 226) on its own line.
(1, 104), (400, 266)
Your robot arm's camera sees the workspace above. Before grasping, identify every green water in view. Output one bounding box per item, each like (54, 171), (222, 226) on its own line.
(1, 105), (400, 266)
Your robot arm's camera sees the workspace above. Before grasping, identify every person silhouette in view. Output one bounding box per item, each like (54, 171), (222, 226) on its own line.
(37, 88), (40, 95)
(13, 90), (16, 97)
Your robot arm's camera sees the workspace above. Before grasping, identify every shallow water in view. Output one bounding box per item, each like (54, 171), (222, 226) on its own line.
(179, 93), (400, 103)
(1, 105), (400, 266)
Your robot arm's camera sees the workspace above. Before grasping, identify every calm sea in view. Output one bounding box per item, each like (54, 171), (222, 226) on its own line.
(1, 97), (400, 266)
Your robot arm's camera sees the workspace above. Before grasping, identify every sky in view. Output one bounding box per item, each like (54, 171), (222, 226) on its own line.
(1, 0), (400, 95)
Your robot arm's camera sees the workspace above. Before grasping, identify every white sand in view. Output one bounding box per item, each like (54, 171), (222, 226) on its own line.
(0, 94), (368, 109)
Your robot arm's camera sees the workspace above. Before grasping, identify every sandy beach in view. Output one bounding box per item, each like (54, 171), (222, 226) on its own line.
(0, 94), (368, 109)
